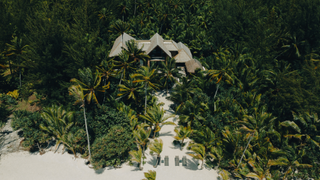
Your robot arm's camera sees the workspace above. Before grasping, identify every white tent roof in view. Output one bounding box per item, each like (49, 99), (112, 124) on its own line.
(174, 49), (192, 63)
(109, 33), (136, 57)
(164, 40), (179, 51)
(145, 33), (172, 58)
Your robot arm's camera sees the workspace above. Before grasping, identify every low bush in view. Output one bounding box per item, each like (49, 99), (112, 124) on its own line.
(11, 110), (50, 151)
(0, 94), (17, 128)
(91, 125), (135, 169)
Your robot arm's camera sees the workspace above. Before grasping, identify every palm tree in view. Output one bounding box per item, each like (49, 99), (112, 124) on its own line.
(280, 145), (312, 179)
(123, 39), (150, 65)
(187, 143), (206, 169)
(114, 52), (136, 86)
(140, 104), (175, 138)
(3, 35), (30, 87)
(173, 126), (192, 150)
(132, 66), (160, 115)
(96, 59), (116, 103)
(245, 154), (288, 180)
(160, 57), (181, 94)
(110, 20), (130, 45)
(69, 68), (109, 163)
(179, 100), (206, 128)
(143, 170), (156, 180)
(192, 127), (217, 153)
(238, 105), (277, 138)
(281, 112), (320, 148)
(133, 124), (151, 156)
(68, 85), (92, 161)
(70, 67), (110, 105)
(149, 138), (163, 168)
(129, 146), (144, 170)
(117, 77), (144, 103)
(206, 49), (236, 99)
(40, 104), (74, 151)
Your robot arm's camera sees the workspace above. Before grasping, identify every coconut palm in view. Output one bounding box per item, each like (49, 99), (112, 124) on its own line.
(192, 127), (217, 153)
(140, 104), (175, 138)
(148, 138), (163, 168)
(40, 104), (74, 151)
(281, 112), (320, 148)
(117, 77), (144, 102)
(279, 145), (312, 179)
(114, 52), (136, 86)
(179, 100), (206, 128)
(110, 20), (130, 44)
(245, 153), (288, 180)
(132, 66), (160, 115)
(96, 59), (116, 103)
(206, 49), (235, 99)
(68, 85), (92, 161)
(159, 57), (181, 94)
(133, 124), (151, 156)
(70, 67), (110, 105)
(129, 146), (144, 170)
(238, 105), (277, 138)
(187, 143), (206, 169)
(123, 39), (150, 65)
(173, 126), (192, 150)
(3, 35), (30, 87)
(143, 170), (156, 180)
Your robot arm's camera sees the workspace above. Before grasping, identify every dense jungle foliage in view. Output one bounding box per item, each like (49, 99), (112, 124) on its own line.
(1, 0), (320, 179)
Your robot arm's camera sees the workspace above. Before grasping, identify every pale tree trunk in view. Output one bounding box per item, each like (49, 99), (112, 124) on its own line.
(103, 77), (106, 103)
(213, 84), (219, 111)
(144, 83), (147, 115)
(119, 71), (124, 86)
(83, 101), (91, 161)
(200, 159), (204, 169)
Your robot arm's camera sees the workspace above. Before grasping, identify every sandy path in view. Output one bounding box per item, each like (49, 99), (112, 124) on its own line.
(0, 92), (219, 180)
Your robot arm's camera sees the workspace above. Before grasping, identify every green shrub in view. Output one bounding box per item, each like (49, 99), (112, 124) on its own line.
(11, 110), (50, 150)
(91, 125), (135, 169)
(83, 104), (131, 139)
(0, 94), (17, 127)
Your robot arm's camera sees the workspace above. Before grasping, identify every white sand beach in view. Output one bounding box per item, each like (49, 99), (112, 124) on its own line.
(0, 92), (219, 180)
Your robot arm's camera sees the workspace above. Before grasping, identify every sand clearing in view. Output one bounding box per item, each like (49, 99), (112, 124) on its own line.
(0, 92), (219, 180)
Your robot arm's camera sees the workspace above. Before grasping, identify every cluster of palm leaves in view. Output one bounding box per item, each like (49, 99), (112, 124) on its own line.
(168, 48), (320, 179)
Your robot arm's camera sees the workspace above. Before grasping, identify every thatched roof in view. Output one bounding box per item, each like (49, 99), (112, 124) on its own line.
(109, 33), (136, 57)
(174, 49), (192, 63)
(185, 59), (203, 73)
(145, 33), (172, 58)
(108, 33), (202, 72)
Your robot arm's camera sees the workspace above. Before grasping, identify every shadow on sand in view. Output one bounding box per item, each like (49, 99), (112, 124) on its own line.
(159, 131), (174, 137)
(147, 156), (157, 166)
(184, 158), (199, 171)
(94, 167), (106, 174)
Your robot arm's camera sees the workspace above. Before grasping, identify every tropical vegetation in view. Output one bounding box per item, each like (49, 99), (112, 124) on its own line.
(1, 0), (320, 179)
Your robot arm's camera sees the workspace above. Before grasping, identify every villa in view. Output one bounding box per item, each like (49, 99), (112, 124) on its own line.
(109, 33), (203, 74)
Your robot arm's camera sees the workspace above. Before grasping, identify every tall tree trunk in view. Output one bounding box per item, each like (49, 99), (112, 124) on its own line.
(83, 101), (91, 162)
(213, 84), (219, 99)
(103, 77), (106, 103)
(119, 71), (124, 86)
(145, 82), (147, 115)
(238, 134), (253, 168)
(200, 159), (204, 169)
